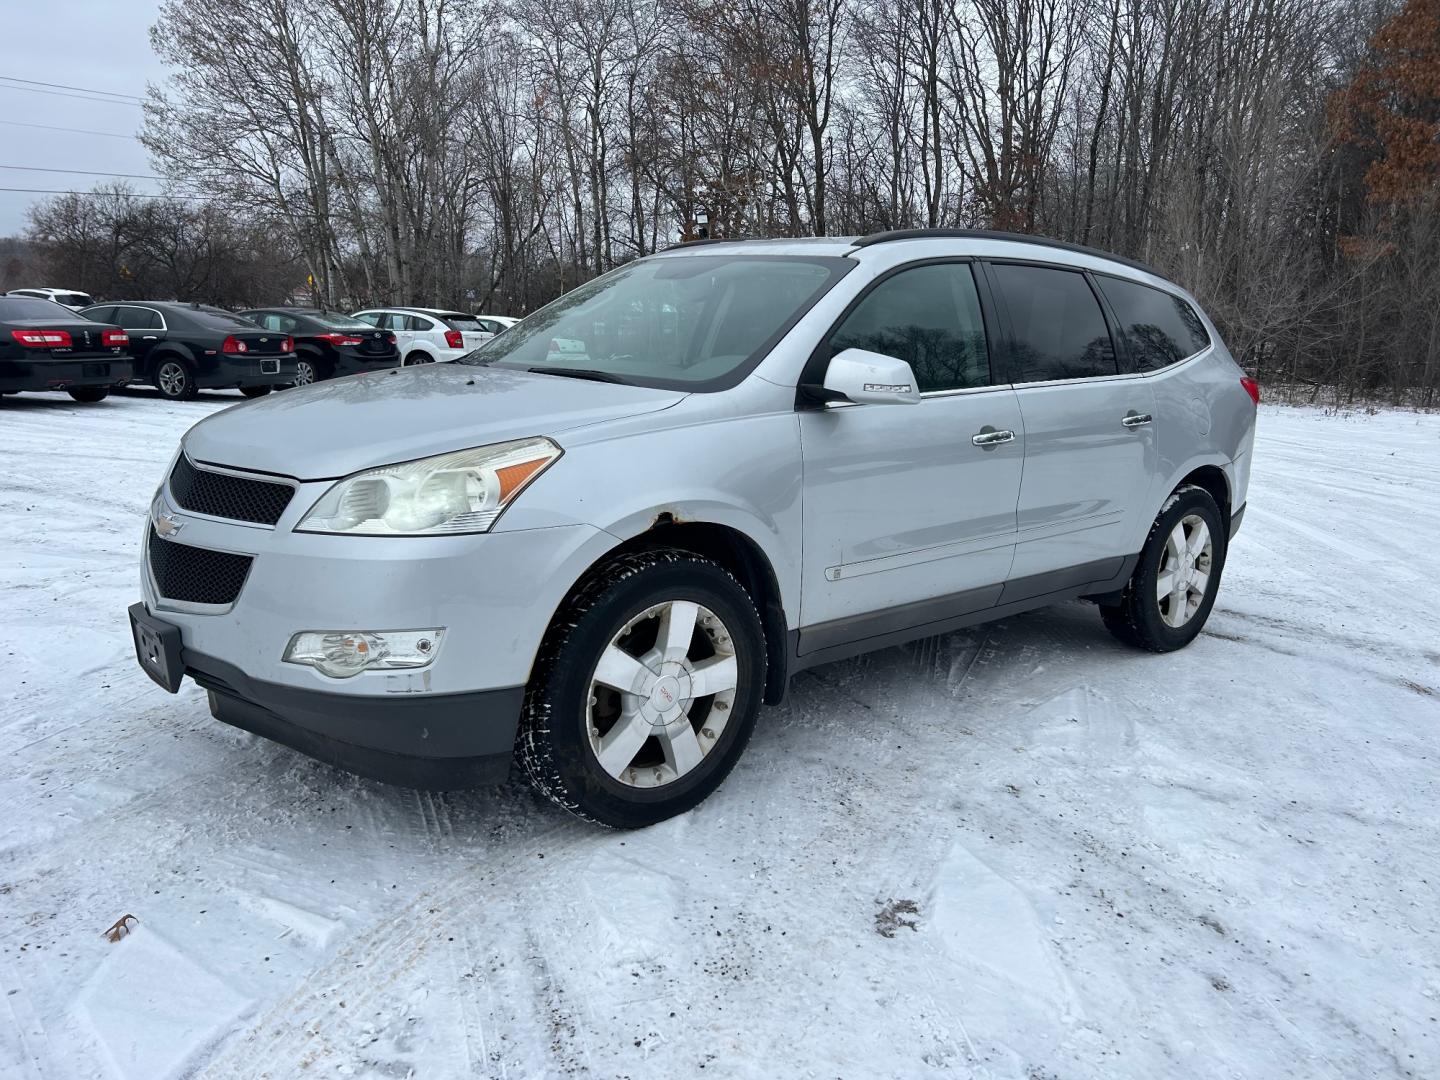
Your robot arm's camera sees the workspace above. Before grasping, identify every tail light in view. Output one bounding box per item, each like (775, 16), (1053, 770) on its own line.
(282, 336), (294, 352)
(1240, 376), (1260, 406)
(101, 329), (128, 347)
(316, 333), (365, 347)
(11, 328), (72, 348)
(384, 332), (396, 345)
(221, 336), (249, 354)
(444, 329), (463, 349)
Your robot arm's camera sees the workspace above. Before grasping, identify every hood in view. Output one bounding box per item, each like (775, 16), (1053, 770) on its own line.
(182, 364), (685, 479)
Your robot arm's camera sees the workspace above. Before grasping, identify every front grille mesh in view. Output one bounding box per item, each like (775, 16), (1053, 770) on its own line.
(169, 454), (293, 525)
(148, 536), (253, 606)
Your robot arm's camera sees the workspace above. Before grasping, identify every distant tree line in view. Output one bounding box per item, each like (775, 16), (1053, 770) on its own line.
(16, 0), (1440, 402)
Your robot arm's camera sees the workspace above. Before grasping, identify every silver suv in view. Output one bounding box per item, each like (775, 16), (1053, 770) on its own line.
(129, 231), (1257, 828)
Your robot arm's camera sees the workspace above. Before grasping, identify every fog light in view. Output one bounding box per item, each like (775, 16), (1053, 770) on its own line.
(283, 629), (443, 679)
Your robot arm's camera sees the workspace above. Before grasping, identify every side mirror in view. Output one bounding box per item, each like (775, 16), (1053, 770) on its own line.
(812, 348), (922, 405)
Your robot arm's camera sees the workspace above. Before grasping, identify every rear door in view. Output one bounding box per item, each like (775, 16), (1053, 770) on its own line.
(985, 261), (1158, 594)
(797, 260), (1024, 646)
(114, 306), (166, 368)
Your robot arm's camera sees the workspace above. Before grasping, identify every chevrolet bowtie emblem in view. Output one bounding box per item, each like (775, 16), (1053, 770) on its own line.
(154, 511), (184, 538)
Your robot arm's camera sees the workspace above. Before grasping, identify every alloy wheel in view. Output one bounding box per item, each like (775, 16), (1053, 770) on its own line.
(1156, 513), (1213, 628)
(157, 361), (188, 398)
(292, 361), (316, 386)
(586, 600), (739, 789)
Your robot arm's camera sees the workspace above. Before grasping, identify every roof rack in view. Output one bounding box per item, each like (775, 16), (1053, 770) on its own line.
(660, 237), (751, 251)
(850, 228), (1162, 277)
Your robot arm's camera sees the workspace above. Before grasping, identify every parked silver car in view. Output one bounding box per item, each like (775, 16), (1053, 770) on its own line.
(129, 230), (1257, 828)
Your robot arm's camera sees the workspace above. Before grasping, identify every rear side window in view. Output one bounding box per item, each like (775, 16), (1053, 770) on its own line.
(829, 263), (990, 392)
(991, 264), (1116, 382)
(117, 307), (162, 330)
(406, 315), (434, 331)
(82, 306), (117, 323)
(1095, 276), (1210, 371)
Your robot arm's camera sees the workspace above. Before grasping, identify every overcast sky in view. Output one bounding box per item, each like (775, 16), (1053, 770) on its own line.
(0, 0), (167, 236)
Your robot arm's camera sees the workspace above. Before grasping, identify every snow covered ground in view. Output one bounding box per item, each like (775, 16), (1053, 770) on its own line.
(1, 390), (1437, 1080)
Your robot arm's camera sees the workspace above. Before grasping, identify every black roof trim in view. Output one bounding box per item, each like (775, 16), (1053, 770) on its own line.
(659, 237), (752, 251)
(851, 228), (1162, 277)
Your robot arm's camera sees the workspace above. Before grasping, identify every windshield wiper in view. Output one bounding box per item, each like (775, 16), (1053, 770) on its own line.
(527, 366), (630, 385)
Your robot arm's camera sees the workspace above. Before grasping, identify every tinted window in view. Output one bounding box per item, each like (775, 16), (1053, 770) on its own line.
(469, 255), (845, 390)
(439, 313), (483, 331)
(55, 292), (94, 307)
(828, 263), (989, 392)
(117, 307), (161, 330)
(81, 306), (117, 323)
(1095, 276), (1210, 371)
(179, 308), (256, 331)
(405, 315), (433, 331)
(992, 264), (1116, 382)
(308, 313), (378, 331)
(0, 296), (72, 320)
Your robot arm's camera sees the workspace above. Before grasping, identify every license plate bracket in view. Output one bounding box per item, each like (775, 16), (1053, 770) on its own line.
(128, 603), (184, 693)
(260, 359), (279, 375)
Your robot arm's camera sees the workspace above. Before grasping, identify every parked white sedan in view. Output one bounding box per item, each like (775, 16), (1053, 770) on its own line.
(351, 307), (493, 365)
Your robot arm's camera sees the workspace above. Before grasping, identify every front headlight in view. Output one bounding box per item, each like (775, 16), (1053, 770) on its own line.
(296, 437), (561, 536)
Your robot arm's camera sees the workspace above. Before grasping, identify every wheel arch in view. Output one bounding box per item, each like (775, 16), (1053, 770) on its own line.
(547, 516), (792, 706)
(1172, 462), (1231, 533)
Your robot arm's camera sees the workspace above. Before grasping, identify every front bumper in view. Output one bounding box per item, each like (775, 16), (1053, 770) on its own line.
(134, 482), (619, 785)
(0, 357), (133, 392)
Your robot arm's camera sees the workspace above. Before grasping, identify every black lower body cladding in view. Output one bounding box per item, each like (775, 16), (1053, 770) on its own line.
(0, 357), (134, 393)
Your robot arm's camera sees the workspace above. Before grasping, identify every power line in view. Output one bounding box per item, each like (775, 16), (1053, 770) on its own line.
(0, 186), (213, 201)
(0, 84), (144, 107)
(0, 164), (163, 180)
(0, 75), (143, 103)
(0, 119), (139, 140)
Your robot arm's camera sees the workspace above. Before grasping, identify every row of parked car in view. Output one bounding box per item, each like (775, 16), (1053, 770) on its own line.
(0, 287), (519, 403)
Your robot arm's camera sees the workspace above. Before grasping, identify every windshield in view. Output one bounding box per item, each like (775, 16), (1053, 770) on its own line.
(440, 313), (484, 331)
(55, 292), (94, 307)
(462, 255), (849, 389)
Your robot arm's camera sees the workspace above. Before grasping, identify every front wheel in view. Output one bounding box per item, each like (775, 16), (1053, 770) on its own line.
(1100, 484), (1227, 652)
(67, 387), (109, 403)
(516, 549), (766, 828)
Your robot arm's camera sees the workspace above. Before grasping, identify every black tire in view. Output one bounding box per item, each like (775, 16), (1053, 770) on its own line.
(153, 356), (198, 400)
(1100, 484), (1227, 652)
(516, 549), (767, 829)
(239, 386), (271, 399)
(67, 387), (109, 403)
(407, 351), (435, 366)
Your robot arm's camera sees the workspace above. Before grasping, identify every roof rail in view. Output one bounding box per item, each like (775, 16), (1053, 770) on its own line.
(850, 228), (1162, 277)
(659, 237), (751, 251)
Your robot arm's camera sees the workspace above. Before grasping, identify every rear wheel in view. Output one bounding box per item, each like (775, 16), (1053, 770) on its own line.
(67, 387), (109, 403)
(291, 358), (319, 387)
(240, 385), (271, 399)
(1100, 485), (1226, 652)
(516, 549), (766, 828)
(154, 358), (197, 401)
(407, 351), (435, 365)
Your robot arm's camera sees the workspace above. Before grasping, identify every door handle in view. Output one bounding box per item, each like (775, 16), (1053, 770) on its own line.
(1121, 412), (1153, 428)
(142, 335), (158, 340)
(971, 428), (1016, 447)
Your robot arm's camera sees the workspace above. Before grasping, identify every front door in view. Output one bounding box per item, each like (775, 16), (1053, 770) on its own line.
(985, 261), (1158, 592)
(797, 261), (1024, 651)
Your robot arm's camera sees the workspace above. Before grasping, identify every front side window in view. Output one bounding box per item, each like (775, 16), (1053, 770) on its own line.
(828, 263), (990, 393)
(992, 264), (1116, 382)
(1095, 276), (1210, 371)
(466, 255), (849, 390)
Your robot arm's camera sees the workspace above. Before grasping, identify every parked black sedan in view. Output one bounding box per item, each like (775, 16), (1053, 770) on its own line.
(79, 301), (299, 400)
(0, 295), (133, 403)
(237, 308), (400, 383)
